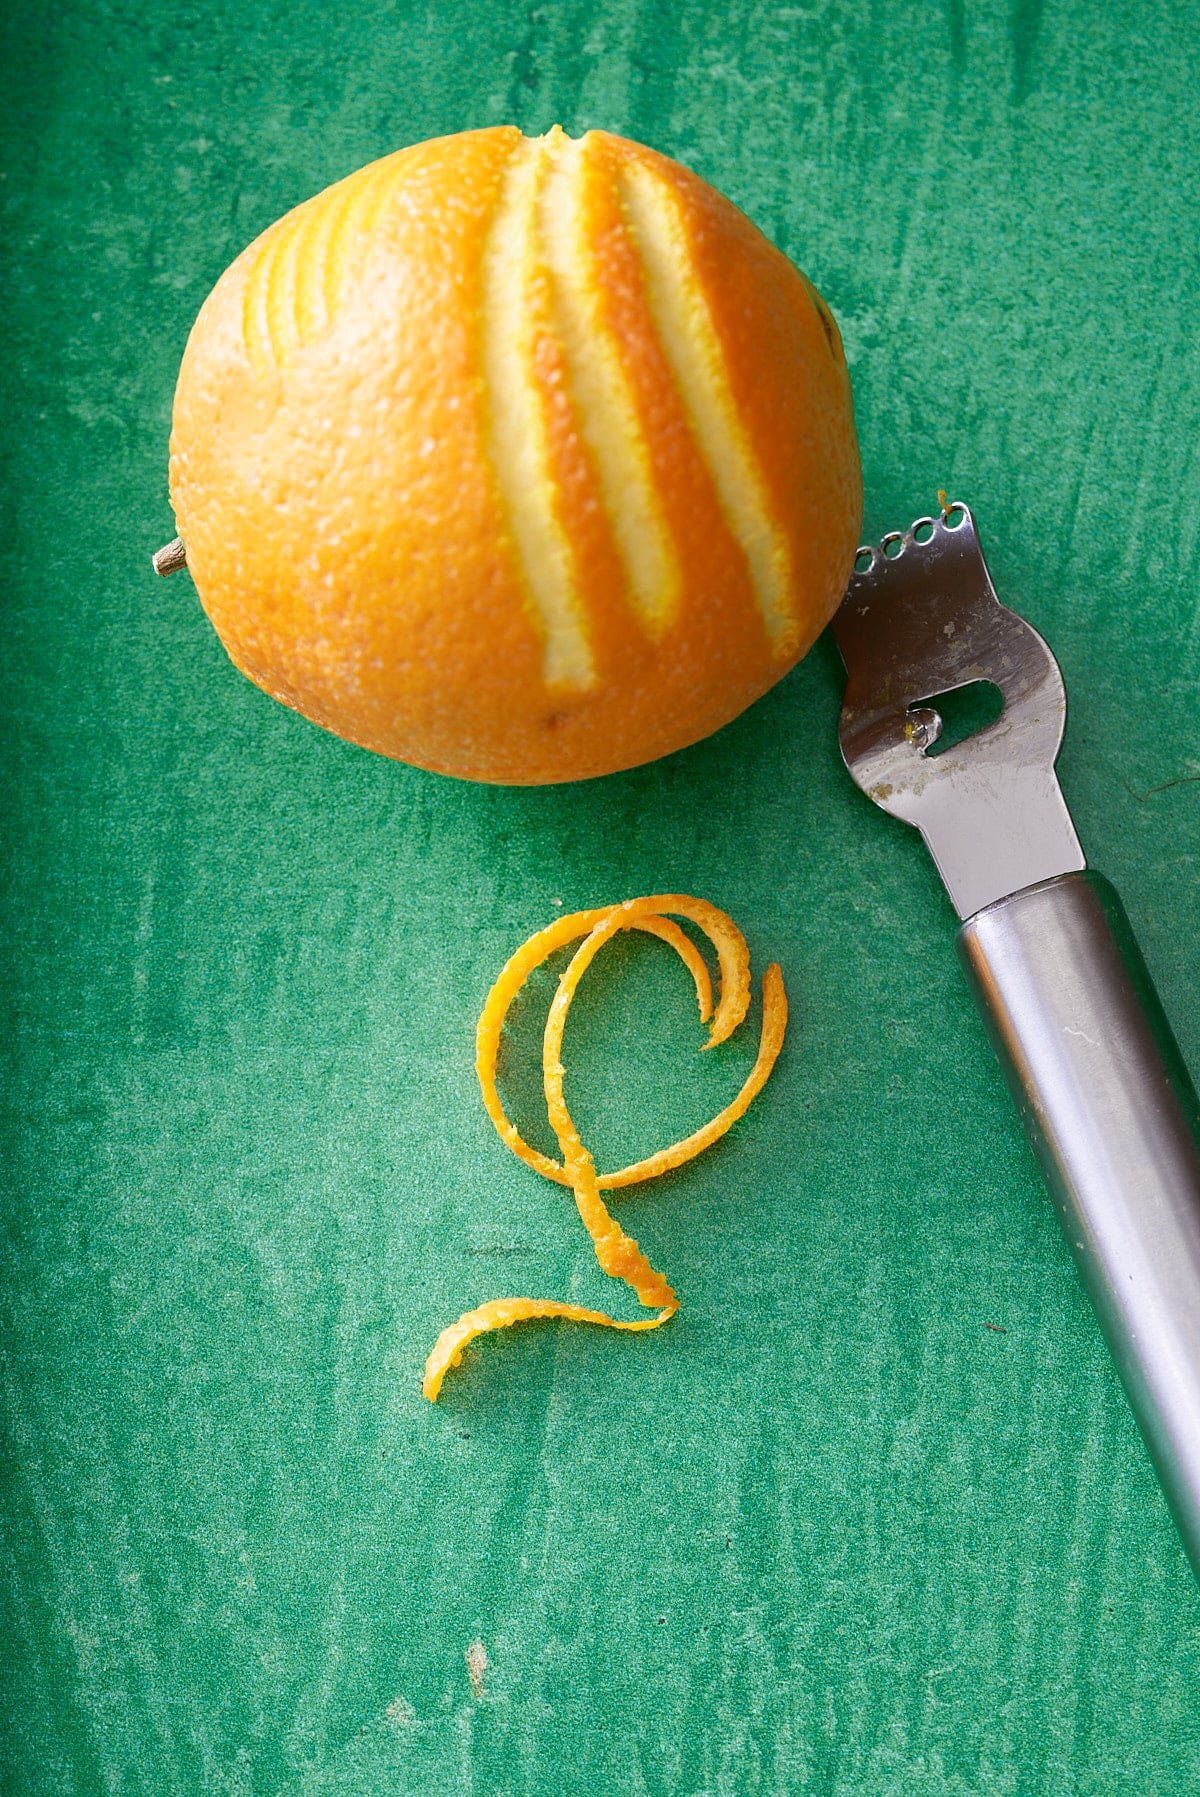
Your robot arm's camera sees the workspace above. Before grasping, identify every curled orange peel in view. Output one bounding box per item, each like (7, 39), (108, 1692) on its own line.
(423, 895), (788, 1401)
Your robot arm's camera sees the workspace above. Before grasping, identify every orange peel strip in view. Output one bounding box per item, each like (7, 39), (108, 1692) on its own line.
(423, 896), (787, 1401)
(476, 897), (747, 1186)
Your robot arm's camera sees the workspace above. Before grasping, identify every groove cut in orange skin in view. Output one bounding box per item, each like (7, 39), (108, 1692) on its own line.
(423, 896), (788, 1400)
(168, 126), (862, 784)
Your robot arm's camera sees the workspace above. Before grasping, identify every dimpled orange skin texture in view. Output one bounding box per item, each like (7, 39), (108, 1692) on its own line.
(169, 125), (862, 784)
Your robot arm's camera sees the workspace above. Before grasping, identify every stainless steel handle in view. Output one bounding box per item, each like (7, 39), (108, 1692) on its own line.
(958, 870), (1200, 1577)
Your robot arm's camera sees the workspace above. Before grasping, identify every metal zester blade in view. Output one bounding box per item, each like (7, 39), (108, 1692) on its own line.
(832, 502), (1084, 919)
(830, 498), (1200, 1581)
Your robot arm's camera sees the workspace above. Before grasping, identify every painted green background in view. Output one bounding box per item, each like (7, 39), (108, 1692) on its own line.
(3, 0), (1199, 1791)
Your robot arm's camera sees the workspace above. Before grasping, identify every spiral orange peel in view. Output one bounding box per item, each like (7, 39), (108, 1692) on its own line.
(423, 895), (788, 1400)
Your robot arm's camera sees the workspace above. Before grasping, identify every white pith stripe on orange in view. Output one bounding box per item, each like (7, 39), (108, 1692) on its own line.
(294, 171), (359, 341)
(322, 159), (395, 326)
(481, 137), (595, 691)
(242, 212), (300, 376)
(242, 161), (402, 374)
(619, 161), (797, 655)
(265, 205), (310, 367)
(541, 134), (681, 636)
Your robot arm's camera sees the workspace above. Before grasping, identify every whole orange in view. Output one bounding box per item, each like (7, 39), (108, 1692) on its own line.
(167, 126), (861, 783)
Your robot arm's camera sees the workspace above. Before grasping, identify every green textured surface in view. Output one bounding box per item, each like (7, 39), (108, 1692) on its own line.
(3, 1), (1200, 1791)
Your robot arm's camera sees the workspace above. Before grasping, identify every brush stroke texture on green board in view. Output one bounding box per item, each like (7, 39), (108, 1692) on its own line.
(3, 1), (1200, 1792)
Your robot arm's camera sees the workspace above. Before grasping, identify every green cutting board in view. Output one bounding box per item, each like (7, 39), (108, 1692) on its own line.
(4, 2), (1199, 1792)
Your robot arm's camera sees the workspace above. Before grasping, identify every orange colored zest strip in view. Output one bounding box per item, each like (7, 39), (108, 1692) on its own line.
(423, 896), (787, 1401)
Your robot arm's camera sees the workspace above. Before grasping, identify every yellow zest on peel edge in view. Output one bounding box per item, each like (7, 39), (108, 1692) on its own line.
(423, 895), (788, 1400)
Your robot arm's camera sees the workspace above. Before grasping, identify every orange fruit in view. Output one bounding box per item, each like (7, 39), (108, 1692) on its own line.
(167, 125), (861, 784)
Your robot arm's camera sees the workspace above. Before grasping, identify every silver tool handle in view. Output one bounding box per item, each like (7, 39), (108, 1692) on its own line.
(958, 870), (1200, 1577)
